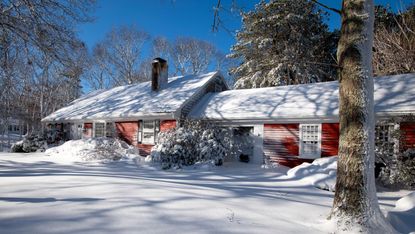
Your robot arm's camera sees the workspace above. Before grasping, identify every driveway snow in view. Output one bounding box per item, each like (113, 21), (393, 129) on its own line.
(0, 153), (412, 234)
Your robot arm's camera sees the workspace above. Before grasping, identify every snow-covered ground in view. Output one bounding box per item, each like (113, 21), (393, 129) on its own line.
(0, 152), (413, 234)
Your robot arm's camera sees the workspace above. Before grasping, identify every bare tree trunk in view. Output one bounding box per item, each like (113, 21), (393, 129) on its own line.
(330, 0), (394, 232)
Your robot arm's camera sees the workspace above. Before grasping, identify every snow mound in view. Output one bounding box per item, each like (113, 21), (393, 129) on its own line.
(387, 192), (415, 234)
(45, 138), (140, 162)
(286, 156), (337, 191)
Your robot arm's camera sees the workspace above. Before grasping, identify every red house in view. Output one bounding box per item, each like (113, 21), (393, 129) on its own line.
(42, 58), (415, 167)
(189, 73), (415, 167)
(42, 58), (229, 155)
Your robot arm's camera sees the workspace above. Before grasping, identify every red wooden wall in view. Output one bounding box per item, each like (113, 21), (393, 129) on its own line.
(321, 123), (339, 157)
(263, 124), (304, 167)
(115, 121), (138, 146)
(160, 120), (176, 132)
(83, 123), (92, 138)
(400, 122), (415, 150)
(264, 123), (339, 167)
(115, 120), (177, 156)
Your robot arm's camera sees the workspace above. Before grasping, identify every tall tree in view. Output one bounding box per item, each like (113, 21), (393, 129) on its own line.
(0, 0), (95, 133)
(330, 0), (394, 232)
(228, 0), (337, 89)
(0, 0), (95, 63)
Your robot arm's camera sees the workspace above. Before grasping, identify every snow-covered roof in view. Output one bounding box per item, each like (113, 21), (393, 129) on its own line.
(189, 73), (415, 122)
(42, 71), (222, 122)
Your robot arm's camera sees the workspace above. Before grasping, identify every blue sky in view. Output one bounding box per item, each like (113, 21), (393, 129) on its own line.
(77, 0), (413, 55)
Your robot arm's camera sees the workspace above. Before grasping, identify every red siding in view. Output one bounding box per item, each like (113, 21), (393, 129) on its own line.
(264, 124), (301, 167)
(115, 121), (139, 146)
(321, 123), (339, 157)
(83, 123), (92, 138)
(137, 144), (153, 156)
(400, 122), (415, 150)
(160, 120), (176, 132)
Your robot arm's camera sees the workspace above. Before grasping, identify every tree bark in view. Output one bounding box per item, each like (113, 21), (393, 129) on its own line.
(330, 0), (394, 232)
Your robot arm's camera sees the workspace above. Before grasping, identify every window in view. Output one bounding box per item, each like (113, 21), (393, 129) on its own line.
(299, 124), (321, 159)
(375, 124), (396, 158)
(106, 122), (114, 137)
(140, 120), (160, 144)
(75, 124), (83, 139)
(94, 122), (105, 137)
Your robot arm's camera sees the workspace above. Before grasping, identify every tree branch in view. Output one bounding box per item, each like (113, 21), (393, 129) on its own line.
(311, 0), (341, 15)
(212, 0), (221, 32)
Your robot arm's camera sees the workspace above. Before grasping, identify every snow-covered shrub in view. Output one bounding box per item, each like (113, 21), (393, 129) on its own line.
(149, 120), (235, 169)
(11, 133), (47, 153)
(376, 115), (415, 189)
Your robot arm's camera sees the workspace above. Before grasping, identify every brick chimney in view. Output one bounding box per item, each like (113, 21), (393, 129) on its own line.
(151, 58), (168, 91)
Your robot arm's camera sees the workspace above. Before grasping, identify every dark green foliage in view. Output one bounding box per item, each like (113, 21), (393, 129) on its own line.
(229, 0), (338, 88)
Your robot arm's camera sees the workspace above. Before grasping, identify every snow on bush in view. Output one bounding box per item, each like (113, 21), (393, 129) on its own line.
(148, 120), (236, 170)
(386, 192), (415, 234)
(375, 116), (415, 189)
(45, 137), (140, 162)
(286, 156), (337, 191)
(11, 133), (47, 153)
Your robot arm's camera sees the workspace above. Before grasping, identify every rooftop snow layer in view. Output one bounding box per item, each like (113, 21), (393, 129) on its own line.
(189, 73), (415, 121)
(42, 71), (220, 122)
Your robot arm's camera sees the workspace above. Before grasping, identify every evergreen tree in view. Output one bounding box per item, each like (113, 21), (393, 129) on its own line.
(229, 0), (337, 89)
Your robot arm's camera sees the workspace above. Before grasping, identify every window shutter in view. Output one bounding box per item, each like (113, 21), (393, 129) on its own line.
(138, 120), (143, 143)
(155, 120), (160, 143)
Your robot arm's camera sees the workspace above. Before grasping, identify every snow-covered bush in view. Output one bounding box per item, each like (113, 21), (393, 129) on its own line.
(149, 120), (235, 169)
(45, 137), (140, 162)
(11, 133), (47, 153)
(376, 115), (415, 189)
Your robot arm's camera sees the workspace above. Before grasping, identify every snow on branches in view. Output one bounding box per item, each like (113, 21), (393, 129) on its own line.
(148, 120), (236, 170)
(229, 0), (337, 89)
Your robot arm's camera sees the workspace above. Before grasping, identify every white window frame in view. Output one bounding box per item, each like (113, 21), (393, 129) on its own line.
(299, 123), (322, 159)
(140, 120), (160, 144)
(375, 123), (399, 158)
(76, 123), (83, 139)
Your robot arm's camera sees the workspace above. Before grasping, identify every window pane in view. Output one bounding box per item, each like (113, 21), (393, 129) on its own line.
(142, 120), (155, 144)
(95, 123), (105, 137)
(301, 124), (320, 158)
(375, 124), (395, 157)
(106, 122), (113, 137)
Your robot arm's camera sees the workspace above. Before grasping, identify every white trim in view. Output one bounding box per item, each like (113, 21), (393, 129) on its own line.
(299, 123), (322, 159)
(141, 120), (157, 144)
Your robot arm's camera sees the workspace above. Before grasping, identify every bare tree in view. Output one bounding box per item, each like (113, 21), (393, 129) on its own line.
(170, 37), (217, 76)
(0, 0), (95, 136)
(152, 36), (171, 59)
(91, 25), (150, 86)
(84, 43), (116, 90)
(0, 0), (95, 63)
(373, 6), (415, 76)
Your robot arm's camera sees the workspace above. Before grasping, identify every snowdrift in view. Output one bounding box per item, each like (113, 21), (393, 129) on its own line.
(45, 138), (140, 162)
(286, 156), (337, 191)
(387, 192), (415, 234)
